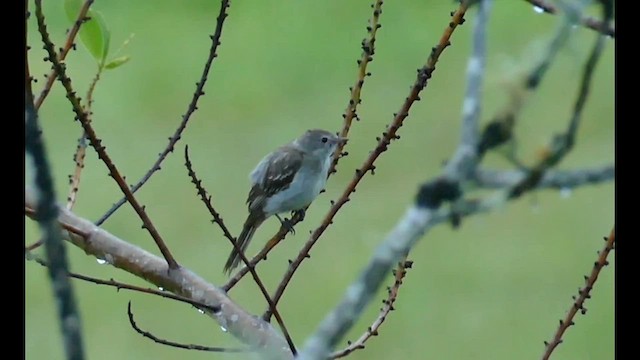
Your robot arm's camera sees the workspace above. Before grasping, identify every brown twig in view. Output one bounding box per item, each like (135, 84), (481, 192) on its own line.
(330, 0), (385, 175)
(34, 0), (95, 110)
(27, 254), (220, 312)
(34, 0), (179, 270)
(183, 145), (298, 355)
(263, 2), (471, 321)
(127, 302), (247, 353)
(541, 227), (615, 360)
(223, 1), (385, 291)
(95, 0), (231, 226)
(524, 0), (615, 37)
(330, 258), (412, 359)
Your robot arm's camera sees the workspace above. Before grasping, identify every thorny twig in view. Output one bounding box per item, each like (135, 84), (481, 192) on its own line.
(223, 0), (386, 292)
(127, 302), (247, 353)
(35, 0), (179, 269)
(96, 0), (231, 226)
(264, 1), (472, 322)
(34, 0), (95, 109)
(330, 0), (385, 175)
(330, 259), (412, 359)
(184, 145), (298, 355)
(541, 227), (615, 360)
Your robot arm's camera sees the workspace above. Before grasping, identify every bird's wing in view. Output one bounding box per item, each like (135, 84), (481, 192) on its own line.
(247, 147), (304, 211)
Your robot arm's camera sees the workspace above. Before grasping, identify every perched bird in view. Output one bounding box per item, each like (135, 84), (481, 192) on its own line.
(223, 129), (346, 274)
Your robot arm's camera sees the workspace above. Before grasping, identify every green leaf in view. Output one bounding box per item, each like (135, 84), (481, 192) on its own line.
(64, 0), (111, 63)
(104, 56), (131, 70)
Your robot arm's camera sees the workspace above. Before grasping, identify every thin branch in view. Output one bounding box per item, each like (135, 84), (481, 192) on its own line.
(25, 188), (293, 359)
(473, 165), (614, 189)
(294, 5), (472, 357)
(26, 254), (220, 312)
(509, 2), (611, 199)
(478, 2), (579, 159)
(35, 0), (179, 269)
(184, 145), (297, 355)
(127, 302), (247, 353)
(264, 2), (471, 323)
(330, 258), (411, 359)
(541, 227), (615, 360)
(95, 0), (231, 226)
(524, 0), (615, 37)
(330, 0), (385, 175)
(34, 0), (95, 110)
(25, 93), (85, 359)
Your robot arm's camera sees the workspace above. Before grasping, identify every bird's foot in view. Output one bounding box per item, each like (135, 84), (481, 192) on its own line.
(275, 214), (296, 235)
(292, 209), (306, 222)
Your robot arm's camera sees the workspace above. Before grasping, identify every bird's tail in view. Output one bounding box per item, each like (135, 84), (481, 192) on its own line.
(223, 215), (264, 275)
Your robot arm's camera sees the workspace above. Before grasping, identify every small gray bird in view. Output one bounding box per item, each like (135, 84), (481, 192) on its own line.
(223, 129), (346, 274)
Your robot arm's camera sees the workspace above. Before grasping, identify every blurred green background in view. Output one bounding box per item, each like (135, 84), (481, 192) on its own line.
(25, 1), (614, 359)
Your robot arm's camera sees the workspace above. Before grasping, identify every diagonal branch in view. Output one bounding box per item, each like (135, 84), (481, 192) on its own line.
(330, 0), (385, 175)
(26, 254), (219, 312)
(330, 258), (412, 359)
(25, 188), (293, 359)
(35, 0), (179, 270)
(127, 302), (247, 353)
(524, 0), (615, 37)
(264, 1), (472, 323)
(26, 94), (85, 359)
(95, 0), (231, 226)
(34, 0), (95, 110)
(184, 145), (297, 355)
(541, 227), (615, 360)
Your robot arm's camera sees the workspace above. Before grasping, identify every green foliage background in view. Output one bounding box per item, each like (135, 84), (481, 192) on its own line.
(25, 1), (614, 359)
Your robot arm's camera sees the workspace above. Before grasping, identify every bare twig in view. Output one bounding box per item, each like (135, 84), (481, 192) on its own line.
(34, 0), (95, 110)
(474, 165), (614, 189)
(524, 0), (615, 37)
(25, 1), (34, 106)
(35, 0), (179, 270)
(295, 5), (473, 358)
(26, 92), (85, 359)
(27, 254), (220, 312)
(541, 227), (615, 360)
(96, 0), (231, 226)
(184, 145), (297, 355)
(25, 188), (293, 359)
(127, 302), (247, 353)
(330, 0), (385, 175)
(330, 259), (411, 359)
(266, 1), (472, 324)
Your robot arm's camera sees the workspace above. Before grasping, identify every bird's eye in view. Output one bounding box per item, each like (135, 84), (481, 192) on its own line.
(321, 136), (328, 143)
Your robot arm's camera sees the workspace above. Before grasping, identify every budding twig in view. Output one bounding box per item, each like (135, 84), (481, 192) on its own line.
(96, 0), (231, 226)
(35, 0), (179, 270)
(541, 227), (615, 360)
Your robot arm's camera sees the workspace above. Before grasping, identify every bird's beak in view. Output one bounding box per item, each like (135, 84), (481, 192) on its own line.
(338, 137), (348, 145)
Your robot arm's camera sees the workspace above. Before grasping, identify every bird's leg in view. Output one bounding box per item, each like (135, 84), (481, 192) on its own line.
(275, 214), (296, 235)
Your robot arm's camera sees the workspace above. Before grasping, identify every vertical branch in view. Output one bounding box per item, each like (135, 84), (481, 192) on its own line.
(264, 1), (471, 322)
(95, 0), (231, 226)
(34, 0), (179, 270)
(25, 96), (85, 360)
(330, 0), (385, 174)
(541, 228), (615, 360)
(34, 0), (95, 110)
